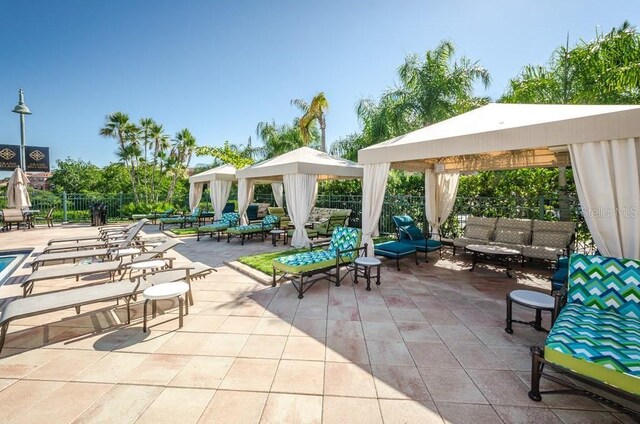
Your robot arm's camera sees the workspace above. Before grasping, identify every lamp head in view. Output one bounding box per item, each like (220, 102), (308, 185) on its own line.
(12, 88), (31, 115)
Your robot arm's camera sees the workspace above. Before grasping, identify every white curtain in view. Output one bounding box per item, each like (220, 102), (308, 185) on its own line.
(188, 182), (203, 212)
(237, 178), (255, 225)
(271, 182), (284, 207)
(283, 173), (318, 248)
(362, 163), (391, 256)
(210, 179), (233, 220)
(424, 169), (460, 237)
(569, 138), (640, 258)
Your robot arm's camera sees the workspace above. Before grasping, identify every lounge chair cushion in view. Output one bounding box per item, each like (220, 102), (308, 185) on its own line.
(227, 224), (263, 234)
(273, 226), (362, 273)
(287, 229), (319, 238)
(567, 254), (640, 318)
(403, 238), (442, 252)
(198, 212), (239, 232)
(375, 241), (416, 257)
(273, 249), (341, 273)
(544, 303), (640, 395)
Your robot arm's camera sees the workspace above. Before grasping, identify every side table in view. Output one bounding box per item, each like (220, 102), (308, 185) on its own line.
(270, 229), (287, 246)
(142, 281), (190, 332)
(354, 257), (382, 291)
(505, 289), (556, 334)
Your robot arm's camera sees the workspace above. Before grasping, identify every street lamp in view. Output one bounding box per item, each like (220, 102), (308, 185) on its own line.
(12, 88), (32, 170)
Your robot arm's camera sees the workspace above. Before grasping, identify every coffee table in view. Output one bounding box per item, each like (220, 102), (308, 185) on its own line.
(465, 244), (521, 278)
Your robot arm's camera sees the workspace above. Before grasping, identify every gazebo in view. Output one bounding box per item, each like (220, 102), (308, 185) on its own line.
(188, 163), (237, 220)
(358, 103), (640, 258)
(236, 147), (363, 247)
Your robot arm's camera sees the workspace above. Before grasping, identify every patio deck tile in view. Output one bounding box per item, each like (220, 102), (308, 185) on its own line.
(323, 396), (383, 424)
(197, 390), (268, 424)
(0, 224), (629, 423)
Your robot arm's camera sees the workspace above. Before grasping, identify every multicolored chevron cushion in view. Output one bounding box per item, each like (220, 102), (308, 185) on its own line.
(197, 222), (229, 232)
(328, 227), (362, 260)
(568, 254), (640, 319)
(273, 226), (362, 274)
(544, 303), (640, 395)
(273, 249), (340, 273)
(227, 224), (264, 234)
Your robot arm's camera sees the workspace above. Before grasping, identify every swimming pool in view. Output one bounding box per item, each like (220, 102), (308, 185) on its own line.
(0, 250), (32, 286)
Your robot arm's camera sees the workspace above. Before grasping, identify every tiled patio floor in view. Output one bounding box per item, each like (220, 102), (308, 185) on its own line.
(0, 224), (635, 423)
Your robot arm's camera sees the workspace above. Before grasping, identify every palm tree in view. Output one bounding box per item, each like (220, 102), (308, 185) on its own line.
(149, 122), (170, 202)
(166, 129), (197, 202)
(99, 112), (144, 201)
(292, 92), (329, 151)
(357, 41), (490, 144)
(254, 119), (317, 161)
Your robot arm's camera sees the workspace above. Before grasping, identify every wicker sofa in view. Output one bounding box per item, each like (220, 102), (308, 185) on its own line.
(453, 216), (575, 261)
(529, 254), (640, 414)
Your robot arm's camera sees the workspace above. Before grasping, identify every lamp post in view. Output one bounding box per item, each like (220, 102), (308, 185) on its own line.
(12, 88), (32, 170)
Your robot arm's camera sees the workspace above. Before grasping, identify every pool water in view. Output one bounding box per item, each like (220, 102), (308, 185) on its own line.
(0, 256), (17, 272)
(0, 250), (32, 286)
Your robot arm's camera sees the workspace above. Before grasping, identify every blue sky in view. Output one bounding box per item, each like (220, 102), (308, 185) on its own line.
(0, 0), (638, 173)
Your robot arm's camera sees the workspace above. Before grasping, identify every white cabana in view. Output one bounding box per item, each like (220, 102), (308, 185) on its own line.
(358, 103), (640, 258)
(236, 147), (363, 247)
(188, 164), (237, 219)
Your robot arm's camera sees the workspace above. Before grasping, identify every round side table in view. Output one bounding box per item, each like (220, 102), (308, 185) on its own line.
(354, 257), (382, 291)
(270, 229), (287, 246)
(127, 259), (166, 279)
(142, 281), (190, 332)
(505, 289), (556, 334)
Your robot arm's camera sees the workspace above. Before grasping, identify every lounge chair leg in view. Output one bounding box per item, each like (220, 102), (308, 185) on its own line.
(179, 296), (184, 328)
(126, 296), (132, 324)
(75, 306), (81, 314)
(143, 299), (150, 332)
(0, 323), (9, 354)
(505, 294), (513, 334)
(529, 346), (544, 401)
(298, 275), (304, 299)
(396, 258), (400, 271)
(272, 268), (277, 287)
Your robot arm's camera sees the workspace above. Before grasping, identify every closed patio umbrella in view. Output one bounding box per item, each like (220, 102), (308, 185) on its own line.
(7, 167), (31, 208)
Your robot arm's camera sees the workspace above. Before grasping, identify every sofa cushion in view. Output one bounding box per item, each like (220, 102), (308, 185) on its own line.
(466, 216), (498, 228)
(465, 226), (493, 241)
(544, 303), (640, 395)
(453, 237), (485, 248)
(495, 229), (526, 245)
(532, 231), (568, 248)
(533, 220), (575, 233)
(522, 245), (564, 261)
(568, 254), (640, 319)
(496, 218), (532, 244)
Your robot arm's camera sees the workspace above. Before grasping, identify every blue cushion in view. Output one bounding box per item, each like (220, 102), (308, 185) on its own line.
(375, 241), (416, 255)
(405, 239), (442, 252)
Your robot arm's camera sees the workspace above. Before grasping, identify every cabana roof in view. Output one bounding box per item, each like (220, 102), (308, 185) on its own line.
(358, 103), (640, 172)
(189, 163), (237, 183)
(236, 147), (363, 181)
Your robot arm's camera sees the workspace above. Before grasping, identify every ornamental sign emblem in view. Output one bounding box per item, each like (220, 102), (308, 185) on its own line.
(0, 148), (16, 161)
(29, 149), (45, 161)
(25, 146), (50, 172)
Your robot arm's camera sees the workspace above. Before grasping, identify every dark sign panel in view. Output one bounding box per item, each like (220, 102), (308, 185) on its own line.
(25, 146), (50, 172)
(0, 144), (20, 171)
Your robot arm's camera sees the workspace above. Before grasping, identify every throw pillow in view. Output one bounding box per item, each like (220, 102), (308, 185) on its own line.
(465, 226), (492, 241)
(495, 229), (526, 245)
(532, 231), (568, 248)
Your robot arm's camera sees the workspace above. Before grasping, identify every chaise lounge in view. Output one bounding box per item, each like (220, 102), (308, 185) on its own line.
(197, 212), (240, 241)
(226, 214), (279, 245)
(159, 208), (201, 230)
(272, 226), (365, 299)
(529, 254), (640, 417)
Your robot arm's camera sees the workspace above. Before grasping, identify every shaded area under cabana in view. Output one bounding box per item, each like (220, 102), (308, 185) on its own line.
(236, 147), (363, 247)
(188, 163), (237, 220)
(358, 103), (640, 258)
